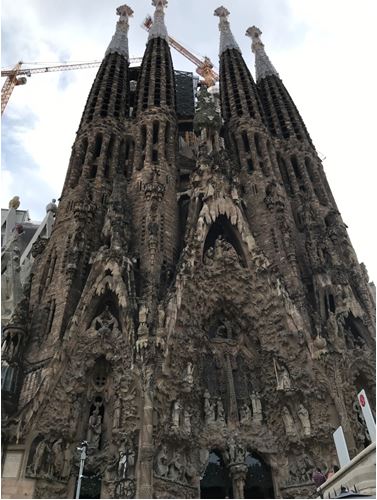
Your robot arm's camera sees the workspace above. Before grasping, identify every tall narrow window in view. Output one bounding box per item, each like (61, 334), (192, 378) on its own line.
(165, 121), (170, 161)
(254, 133), (262, 157)
(94, 134), (103, 158)
(241, 131), (250, 152)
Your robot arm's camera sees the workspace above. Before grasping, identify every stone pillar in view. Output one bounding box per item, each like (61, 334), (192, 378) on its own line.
(136, 370), (154, 499)
(229, 463), (248, 499)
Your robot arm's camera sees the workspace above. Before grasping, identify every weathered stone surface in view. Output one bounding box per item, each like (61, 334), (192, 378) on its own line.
(1, 4), (375, 500)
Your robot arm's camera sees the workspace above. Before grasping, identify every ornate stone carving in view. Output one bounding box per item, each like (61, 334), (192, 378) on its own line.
(297, 404), (311, 437)
(282, 406), (296, 437)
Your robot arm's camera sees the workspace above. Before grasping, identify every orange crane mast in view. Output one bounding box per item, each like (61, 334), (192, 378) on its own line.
(2, 24), (219, 114)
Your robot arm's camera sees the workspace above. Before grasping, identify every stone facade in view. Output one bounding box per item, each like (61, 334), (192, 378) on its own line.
(1, 3), (375, 499)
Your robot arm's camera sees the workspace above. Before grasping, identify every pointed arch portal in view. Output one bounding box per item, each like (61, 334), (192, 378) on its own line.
(203, 214), (247, 267)
(200, 451), (274, 499)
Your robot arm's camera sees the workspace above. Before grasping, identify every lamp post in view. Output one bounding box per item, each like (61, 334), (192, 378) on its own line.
(75, 441), (88, 499)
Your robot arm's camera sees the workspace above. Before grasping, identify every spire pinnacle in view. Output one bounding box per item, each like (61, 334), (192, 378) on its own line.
(148, 0), (169, 42)
(214, 6), (241, 55)
(246, 26), (279, 81)
(106, 4), (134, 60)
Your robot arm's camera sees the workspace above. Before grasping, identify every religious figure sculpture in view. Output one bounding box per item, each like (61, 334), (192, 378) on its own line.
(87, 407), (102, 448)
(118, 451), (128, 479)
(297, 404), (311, 437)
(183, 361), (194, 386)
(171, 400), (182, 429)
(61, 443), (71, 479)
(275, 359), (292, 390)
(51, 438), (64, 478)
(155, 445), (169, 477)
(91, 305), (118, 335)
(8, 196), (20, 209)
(239, 401), (251, 425)
(46, 198), (58, 214)
(204, 390), (215, 424)
(168, 450), (184, 482)
(183, 409), (191, 434)
(113, 398), (121, 430)
(282, 406), (296, 437)
(251, 392), (263, 424)
(32, 439), (48, 476)
(216, 398), (226, 424)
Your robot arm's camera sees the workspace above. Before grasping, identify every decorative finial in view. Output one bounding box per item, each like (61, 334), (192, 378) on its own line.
(246, 26), (279, 81)
(148, 0), (169, 42)
(214, 6), (241, 55)
(106, 4), (134, 59)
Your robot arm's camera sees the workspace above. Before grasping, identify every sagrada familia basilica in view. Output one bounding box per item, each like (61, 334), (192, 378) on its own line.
(1, 1), (375, 498)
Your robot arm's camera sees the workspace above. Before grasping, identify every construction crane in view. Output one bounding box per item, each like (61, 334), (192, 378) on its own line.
(2, 23), (219, 114)
(142, 15), (219, 88)
(1, 58), (142, 115)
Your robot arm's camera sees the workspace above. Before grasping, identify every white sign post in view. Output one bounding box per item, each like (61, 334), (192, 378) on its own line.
(357, 389), (376, 443)
(333, 426), (351, 468)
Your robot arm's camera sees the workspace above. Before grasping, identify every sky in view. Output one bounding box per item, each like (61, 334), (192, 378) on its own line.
(1, 0), (376, 281)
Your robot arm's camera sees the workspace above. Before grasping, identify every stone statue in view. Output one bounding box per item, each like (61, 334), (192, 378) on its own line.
(216, 398), (226, 424)
(231, 464), (247, 499)
(183, 361), (194, 386)
(8, 196), (20, 209)
(91, 305), (117, 335)
(171, 400), (182, 429)
(282, 406), (296, 437)
(204, 390), (215, 424)
(275, 360), (292, 391)
(51, 439), (64, 478)
(239, 402), (251, 424)
(183, 409), (191, 434)
(251, 392), (263, 424)
(168, 450), (184, 482)
(33, 439), (48, 475)
(297, 404), (311, 436)
(118, 451), (128, 479)
(87, 407), (102, 448)
(46, 199), (58, 214)
(155, 445), (169, 477)
(113, 398), (121, 429)
(61, 443), (71, 479)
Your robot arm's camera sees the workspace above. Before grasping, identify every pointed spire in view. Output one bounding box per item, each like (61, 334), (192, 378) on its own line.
(106, 4), (133, 60)
(214, 6), (241, 56)
(246, 26), (279, 81)
(148, 0), (169, 42)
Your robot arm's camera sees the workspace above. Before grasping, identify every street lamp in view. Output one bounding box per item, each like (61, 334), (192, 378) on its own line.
(75, 441), (88, 499)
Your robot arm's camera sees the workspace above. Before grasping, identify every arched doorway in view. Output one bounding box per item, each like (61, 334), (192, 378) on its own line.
(200, 451), (232, 499)
(244, 452), (275, 499)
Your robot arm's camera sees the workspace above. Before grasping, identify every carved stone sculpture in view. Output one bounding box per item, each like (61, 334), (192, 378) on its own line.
(155, 445), (169, 477)
(91, 305), (118, 335)
(51, 438), (64, 478)
(239, 401), (251, 424)
(87, 407), (102, 448)
(183, 409), (191, 434)
(168, 451), (184, 482)
(171, 400), (182, 429)
(275, 360), (292, 391)
(216, 397), (226, 424)
(118, 451), (128, 479)
(282, 406), (296, 437)
(297, 404), (311, 437)
(251, 392), (263, 424)
(204, 390), (215, 424)
(33, 439), (48, 476)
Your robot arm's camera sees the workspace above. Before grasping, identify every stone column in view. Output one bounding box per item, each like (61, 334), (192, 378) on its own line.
(229, 463), (248, 499)
(136, 369), (154, 499)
